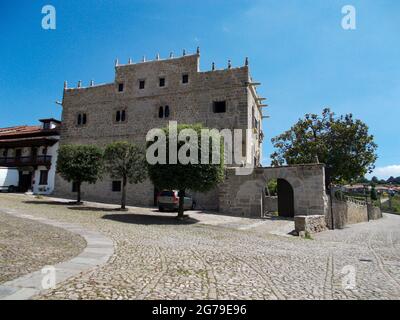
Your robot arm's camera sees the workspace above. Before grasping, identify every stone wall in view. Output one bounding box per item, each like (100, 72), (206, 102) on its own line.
(368, 204), (382, 220)
(55, 52), (263, 207)
(294, 215), (327, 234)
(54, 175), (219, 209)
(219, 164), (329, 218)
(346, 201), (368, 225)
(263, 196), (278, 215)
(327, 197), (382, 229)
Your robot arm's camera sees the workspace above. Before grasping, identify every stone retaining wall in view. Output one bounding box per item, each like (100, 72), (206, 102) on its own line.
(327, 197), (382, 229)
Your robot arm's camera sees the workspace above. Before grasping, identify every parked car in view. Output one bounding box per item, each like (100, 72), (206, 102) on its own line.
(157, 190), (196, 212)
(0, 167), (19, 192)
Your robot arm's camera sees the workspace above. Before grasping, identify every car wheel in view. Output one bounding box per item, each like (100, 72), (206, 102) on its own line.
(159, 206), (164, 212)
(8, 186), (15, 193)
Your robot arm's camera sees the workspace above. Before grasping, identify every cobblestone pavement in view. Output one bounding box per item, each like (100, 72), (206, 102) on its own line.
(1, 193), (399, 300)
(0, 210), (86, 284)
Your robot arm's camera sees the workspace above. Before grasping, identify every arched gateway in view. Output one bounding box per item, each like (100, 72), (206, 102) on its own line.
(218, 164), (329, 218)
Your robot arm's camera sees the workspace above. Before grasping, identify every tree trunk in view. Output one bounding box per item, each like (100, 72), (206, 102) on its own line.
(177, 189), (185, 219)
(77, 182), (81, 204)
(121, 176), (127, 210)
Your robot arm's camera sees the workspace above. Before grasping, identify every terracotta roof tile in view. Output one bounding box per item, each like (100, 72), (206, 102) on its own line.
(0, 125), (43, 137)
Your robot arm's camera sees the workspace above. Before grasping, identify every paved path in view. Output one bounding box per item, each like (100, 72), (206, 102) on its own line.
(0, 193), (399, 300)
(0, 211), (85, 284)
(0, 208), (114, 300)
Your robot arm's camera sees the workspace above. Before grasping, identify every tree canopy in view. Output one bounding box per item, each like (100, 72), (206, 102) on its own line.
(56, 144), (103, 203)
(147, 123), (225, 218)
(104, 141), (147, 209)
(270, 108), (378, 184)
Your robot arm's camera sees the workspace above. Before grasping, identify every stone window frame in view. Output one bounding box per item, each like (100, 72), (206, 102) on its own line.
(138, 79), (146, 90)
(76, 112), (88, 126)
(156, 104), (172, 119)
(158, 76), (167, 88)
(113, 108), (127, 124)
(117, 82), (124, 93)
(112, 180), (122, 192)
(212, 100), (227, 114)
(181, 73), (189, 85)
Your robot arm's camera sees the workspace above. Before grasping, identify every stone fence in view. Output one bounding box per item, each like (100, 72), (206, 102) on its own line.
(326, 196), (382, 229)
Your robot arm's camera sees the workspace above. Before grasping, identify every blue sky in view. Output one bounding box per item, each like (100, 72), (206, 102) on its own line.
(0, 0), (399, 179)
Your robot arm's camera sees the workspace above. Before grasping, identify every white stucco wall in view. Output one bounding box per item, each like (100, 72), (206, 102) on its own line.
(32, 141), (59, 194)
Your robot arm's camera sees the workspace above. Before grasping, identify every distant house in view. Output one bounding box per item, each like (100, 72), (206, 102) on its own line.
(0, 119), (60, 194)
(343, 184), (371, 194)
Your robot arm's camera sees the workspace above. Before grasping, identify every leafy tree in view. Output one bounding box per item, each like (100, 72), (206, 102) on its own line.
(387, 176), (396, 184)
(266, 179), (277, 196)
(57, 145), (103, 203)
(370, 185), (378, 201)
(147, 124), (224, 219)
(371, 176), (379, 184)
(357, 177), (370, 184)
(270, 108), (378, 184)
(104, 141), (147, 210)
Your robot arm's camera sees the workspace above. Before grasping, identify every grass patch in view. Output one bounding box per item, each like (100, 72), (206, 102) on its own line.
(381, 195), (400, 214)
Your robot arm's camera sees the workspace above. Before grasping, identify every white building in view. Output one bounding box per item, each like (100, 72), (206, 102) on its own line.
(0, 118), (60, 194)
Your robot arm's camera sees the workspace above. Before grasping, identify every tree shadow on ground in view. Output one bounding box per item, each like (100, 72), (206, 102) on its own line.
(101, 213), (199, 225)
(68, 206), (121, 212)
(23, 200), (79, 206)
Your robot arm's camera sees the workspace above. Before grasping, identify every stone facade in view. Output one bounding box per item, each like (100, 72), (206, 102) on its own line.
(54, 51), (263, 208)
(218, 164), (329, 218)
(294, 215), (327, 234)
(263, 196), (278, 215)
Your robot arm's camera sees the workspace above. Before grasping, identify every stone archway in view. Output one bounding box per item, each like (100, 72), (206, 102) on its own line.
(277, 178), (294, 217)
(219, 164), (329, 218)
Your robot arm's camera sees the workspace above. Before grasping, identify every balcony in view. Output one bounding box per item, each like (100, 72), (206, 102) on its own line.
(0, 155), (52, 167)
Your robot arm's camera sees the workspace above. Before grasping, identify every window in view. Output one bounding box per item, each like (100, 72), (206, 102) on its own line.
(159, 77), (165, 87)
(43, 122), (50, 130)
(42, 148), (48, 155)
(139, 80), (145, 89)
(182, 74), (189, 84)
(158, 106), (170, 118)
(213, 101), (226, 113)
(77, 113), (87, 125)
(118, 83), (124, 92)
(115, 110), (126, 123)
(39, 170), (48, 185)
(112, 181), (122, 192)
(72, 182), (78, 192)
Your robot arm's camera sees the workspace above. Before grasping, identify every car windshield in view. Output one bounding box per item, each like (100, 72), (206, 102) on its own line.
(160, 191), (175, 197)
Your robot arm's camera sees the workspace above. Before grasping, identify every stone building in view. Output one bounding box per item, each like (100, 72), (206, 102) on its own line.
(0, 119), (60, 194)
(54, 49), (265, 209)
